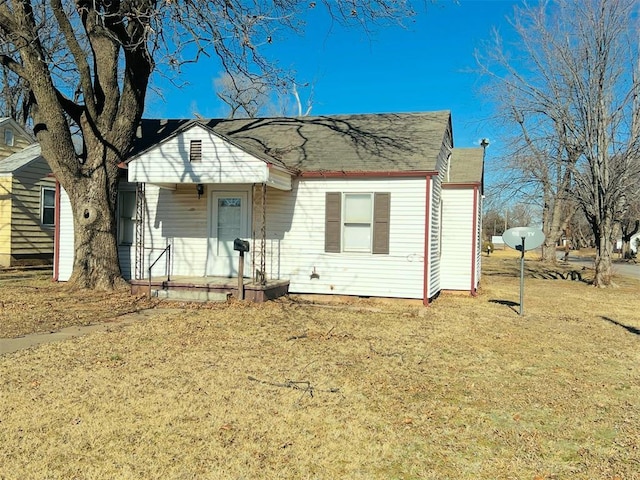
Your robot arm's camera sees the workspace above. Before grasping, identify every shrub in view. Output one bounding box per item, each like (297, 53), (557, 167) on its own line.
(482, 241), (494, 254)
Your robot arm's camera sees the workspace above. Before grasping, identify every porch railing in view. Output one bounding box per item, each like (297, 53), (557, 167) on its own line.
(147, 244), (171, 299)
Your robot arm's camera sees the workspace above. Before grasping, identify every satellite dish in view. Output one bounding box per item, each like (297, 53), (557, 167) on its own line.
(502, 227), (545, 251)
(501, 226), (546, 317)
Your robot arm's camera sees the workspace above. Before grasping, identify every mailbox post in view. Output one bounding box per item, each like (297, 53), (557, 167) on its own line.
(233, 238), (250, 300)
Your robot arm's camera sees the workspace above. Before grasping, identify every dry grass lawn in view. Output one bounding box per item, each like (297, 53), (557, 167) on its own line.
(1, 254), (639, 479)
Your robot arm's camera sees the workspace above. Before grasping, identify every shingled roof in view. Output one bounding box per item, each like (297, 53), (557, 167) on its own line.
(448, 147), (484, 184)
(0, 143), (42, 174)
(131, 111), (452, 173)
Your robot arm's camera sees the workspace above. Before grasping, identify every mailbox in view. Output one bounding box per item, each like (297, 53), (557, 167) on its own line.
(233, 238), (250, 253)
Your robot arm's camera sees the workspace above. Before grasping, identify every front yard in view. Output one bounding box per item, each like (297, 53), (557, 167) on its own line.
(1, 255), (639, 479)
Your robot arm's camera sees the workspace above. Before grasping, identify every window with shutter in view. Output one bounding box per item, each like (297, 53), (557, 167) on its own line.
(325, 192), (341, 253)
(324, 192), (390, 254)
(343, 193), (373, 252)
(372, 193), (390, 254)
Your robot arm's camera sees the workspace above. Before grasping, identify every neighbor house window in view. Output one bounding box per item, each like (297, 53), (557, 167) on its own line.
(118, 190), (136, 245)
(4, 128), (14, 146)
(41, 187), (55, 227)
(325, 192), (390, 254)
(190, 140), (202, 163)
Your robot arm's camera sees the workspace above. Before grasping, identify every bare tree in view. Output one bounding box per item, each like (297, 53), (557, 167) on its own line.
(508, 203), (533, 229)
(0, 0), (420, 290)
(482, 208), (505, 240)
(0, 64), (30, 125)
(618, 196), (640, 259)
(478, 0), (640, 286)
(213, 72), (313, 118)
(214, 72), (270, 118)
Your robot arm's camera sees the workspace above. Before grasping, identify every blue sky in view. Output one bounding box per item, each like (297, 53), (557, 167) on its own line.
(145, 0), (525, 152)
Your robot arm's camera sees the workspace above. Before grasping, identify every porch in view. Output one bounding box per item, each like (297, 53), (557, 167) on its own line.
(130, 275), (290, 303)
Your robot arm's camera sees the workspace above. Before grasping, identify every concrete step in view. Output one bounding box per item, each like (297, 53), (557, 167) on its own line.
(153, 289), (231, 303)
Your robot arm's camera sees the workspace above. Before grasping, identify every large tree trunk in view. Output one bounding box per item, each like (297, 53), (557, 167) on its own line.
(1, 0), (153, 290)
(593, 216), (615, 287)
(540, 186), (573, 263)
(66, 175), (124, 290)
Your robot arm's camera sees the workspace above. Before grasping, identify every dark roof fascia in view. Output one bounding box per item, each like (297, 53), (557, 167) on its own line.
(442, 182), (481, 189)
(299, 170), (439, 178)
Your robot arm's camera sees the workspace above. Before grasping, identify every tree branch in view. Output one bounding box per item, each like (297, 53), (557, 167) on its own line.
(0, 54), (25, 77)
(247, 375), (340, 398)
(50, 0), (97, 119)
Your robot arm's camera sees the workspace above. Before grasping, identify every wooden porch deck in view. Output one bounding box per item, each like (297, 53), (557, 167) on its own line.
(130, 276), (290, 303)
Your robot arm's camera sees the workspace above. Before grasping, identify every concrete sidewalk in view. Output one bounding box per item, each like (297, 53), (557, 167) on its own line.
(0, 309), (174, 356)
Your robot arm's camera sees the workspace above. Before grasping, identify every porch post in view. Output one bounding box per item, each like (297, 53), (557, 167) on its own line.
(260, 182), (267, 285)
(252, 182), (268, 285)
(135, 182), (146, 280)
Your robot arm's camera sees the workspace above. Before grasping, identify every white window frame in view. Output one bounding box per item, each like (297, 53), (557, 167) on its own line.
(342, 192), (373, 253)
(118, 190), (137, 246)
(40, 187), (55, 227)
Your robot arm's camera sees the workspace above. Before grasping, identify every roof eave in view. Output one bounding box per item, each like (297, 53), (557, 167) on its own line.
(298, 170), (439, 178)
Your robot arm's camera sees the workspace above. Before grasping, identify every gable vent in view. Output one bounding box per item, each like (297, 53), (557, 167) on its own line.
(190, 140), (202, 163)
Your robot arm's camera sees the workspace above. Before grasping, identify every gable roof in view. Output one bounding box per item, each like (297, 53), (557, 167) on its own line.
(0, 117), (35, 144)
(448, 147), (484, 184)
(0, 143), (42, 175)
(130, 112), (453, 173)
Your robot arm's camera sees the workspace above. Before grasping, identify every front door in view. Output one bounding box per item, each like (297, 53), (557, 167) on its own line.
(208, 191), (250, 277)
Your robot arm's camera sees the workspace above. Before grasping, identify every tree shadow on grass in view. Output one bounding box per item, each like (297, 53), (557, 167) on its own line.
(483, 258), (593, 285)
(489, 299), (519, 314)
(601, 316), (640, 336)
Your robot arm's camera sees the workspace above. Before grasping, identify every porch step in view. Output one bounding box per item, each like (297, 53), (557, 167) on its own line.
(153, 289), (231, 303)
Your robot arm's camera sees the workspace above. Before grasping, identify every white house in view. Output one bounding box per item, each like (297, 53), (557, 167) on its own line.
(441, 147), (484, 292)
(616, 232), (640, 255)
(55, 112), (484, 304)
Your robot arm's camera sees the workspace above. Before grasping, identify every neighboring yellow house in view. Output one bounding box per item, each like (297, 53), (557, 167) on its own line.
(0, 118), (55, 267)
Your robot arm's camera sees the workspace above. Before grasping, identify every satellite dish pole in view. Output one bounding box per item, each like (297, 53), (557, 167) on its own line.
(518, 236), (525, 316)
(502, 227), (546, 317)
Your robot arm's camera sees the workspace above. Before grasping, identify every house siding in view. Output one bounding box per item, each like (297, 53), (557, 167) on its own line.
(143, 183), (209, 279)
(425, 127), (453, 299)
(0, 177), (11, 265)
(441, 188), (475, 290)
(10, 158), (55, 257)
(57, 188), (74, 281)
(266, 168), (292, 191)
(474, 188), (482, 288)
(0, 127), (33, 160)
(428, 175), (442, 298)
(128, 125), (270, 185)
(264, 177), (428, 299)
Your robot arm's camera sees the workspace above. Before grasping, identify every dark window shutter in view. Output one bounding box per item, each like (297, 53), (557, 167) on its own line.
(372, 193), (390, 254)
(325, 192), (341, 253)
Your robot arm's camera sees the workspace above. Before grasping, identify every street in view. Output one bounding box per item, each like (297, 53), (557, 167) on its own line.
(564, 255), (640, 280)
